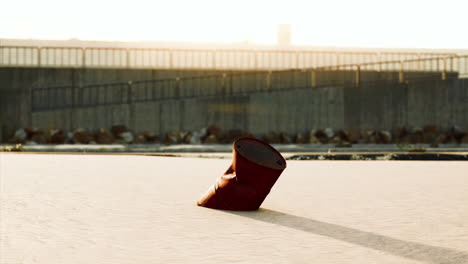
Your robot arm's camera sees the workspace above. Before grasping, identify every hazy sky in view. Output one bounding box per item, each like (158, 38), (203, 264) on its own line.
(1, 0), (467, 49)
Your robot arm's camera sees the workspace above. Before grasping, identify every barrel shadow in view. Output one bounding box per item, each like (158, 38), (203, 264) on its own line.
(228, 208), (468, 264)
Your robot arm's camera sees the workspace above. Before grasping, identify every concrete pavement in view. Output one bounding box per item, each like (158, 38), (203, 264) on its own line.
(1, 153), (467, 263)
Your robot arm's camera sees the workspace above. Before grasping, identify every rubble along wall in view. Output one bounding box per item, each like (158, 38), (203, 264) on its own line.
(28, 79), (468, 137)
(0, 67), (227, 140)
(1, 67), (467, 140)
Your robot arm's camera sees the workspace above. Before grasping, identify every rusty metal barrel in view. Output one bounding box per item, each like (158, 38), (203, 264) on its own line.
(197, 137), (287, 211)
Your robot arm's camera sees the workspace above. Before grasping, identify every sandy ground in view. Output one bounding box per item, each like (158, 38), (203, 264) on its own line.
(0, 153), (467, 264)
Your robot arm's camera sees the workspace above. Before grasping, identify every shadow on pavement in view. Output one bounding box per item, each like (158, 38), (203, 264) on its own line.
(228, 208), (468, 264)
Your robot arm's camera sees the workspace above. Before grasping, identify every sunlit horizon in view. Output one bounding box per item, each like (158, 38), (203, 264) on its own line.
(1, 0), (468, 49)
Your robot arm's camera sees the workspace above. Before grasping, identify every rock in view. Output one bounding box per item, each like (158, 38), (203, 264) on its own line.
(452, 125), (466, 144)
(182, 132), (193, 144)
(73, 128), (91, 144)
(336, 130), (350, 142)
(347, 129), (361, 144)
(330, 136), (342, 144)
(314, 129), (329, 144)
(203, 134), (218, 144)
(436, 133), (452, 144)
(410, 127), (424, 144)
(188, 131), (202, 144)
(423, 124), (439, 143)
(94, 128), (114, 144)
(294, 133), (306, 144)
(280, 133), (291, 144)
(48, 129), (66, 144)
(24, 127), (41, 140)
(394, 127), (410, 144)
(13, 128), (27, 143)
(133, 135), (147, 144)
(324, 128), (334, 138)
(111, 125), (128, 138)
(424, 124), (439, 134)
(376, 130), (392, 144)
(30, 132), (46, 144)
(263, 132), (281, 144)
(207, 125), (222, 138)
(225, 129), (246, 143)
(359, 129), (375, 144)
(461, 134), (468, 144)
(198, 128), (208, 139)
(164, 131), (180, 145)
(66, 132), (74, 143)
(120, 131), (134, 144)
(309, 136), (320, 144)
(142, 131), (159, 143)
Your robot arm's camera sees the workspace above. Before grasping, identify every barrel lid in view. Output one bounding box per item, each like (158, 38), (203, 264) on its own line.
(234, 137), (286, 170)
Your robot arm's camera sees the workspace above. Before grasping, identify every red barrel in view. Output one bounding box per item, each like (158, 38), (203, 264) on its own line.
(197, 137), (287, 211)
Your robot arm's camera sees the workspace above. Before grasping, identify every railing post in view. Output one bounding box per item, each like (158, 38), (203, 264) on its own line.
(127, 80), (135, 130)
(127, 80), (133, 104)
(169, 50), (173, 69)
(253, 51), (258, 70)
(221, 73), (227, 94)
(295, 51), (299, 69)
(175, 77), (180, 98)
(266, 71), (272, 89)
(399, 61), (405, 83)
(441, 58), (447, 80)
(212, 50), (217, 70)
(355, 65), (361, 87)
(37, 47), (42, 67)
(82, 48), (86, 68)
(311, 70), (317, 88)
(126, 48), (131, 69)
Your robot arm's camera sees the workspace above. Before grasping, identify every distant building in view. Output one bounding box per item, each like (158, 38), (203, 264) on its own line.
(277, 24), (291, 45)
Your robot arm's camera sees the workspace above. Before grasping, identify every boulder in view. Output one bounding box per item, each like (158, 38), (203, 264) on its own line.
(294, 133), (306, 144)
(73, 128), (91, 144)
(225, 129), (246, 143)
(347, 129), (361, 144)
(452, 125), (466, 144)
(24, 127), (41, 140)
(263, 132), (281, 144)
(13, 128), (27, 143)
(94, 128), (115, 144)
(120, 131), (134, 144)
(142, 131), (159, 143)
(394, 127), (410, 144)
(164, 131), (180, 145)
(461, 134), (468, 144)
(324, 128), (334, 139)
(203, 134), (218, 144)
(314, 129), (329, 144)
(410, 127), (424, 144)
(133, 135), (147, 144)
(188, 131), (202, 144)
(335, 129), (350, 143)
(111, 125), (128, 138)
(280, 132), (291, 144)
(376, 130), (392, 144)
(423, 124), (439, 143)
(48, 129), (66, 144)
(207, 125), (222, 138)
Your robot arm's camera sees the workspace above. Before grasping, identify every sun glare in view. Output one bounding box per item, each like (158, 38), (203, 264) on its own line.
(1, 0), (468, 49)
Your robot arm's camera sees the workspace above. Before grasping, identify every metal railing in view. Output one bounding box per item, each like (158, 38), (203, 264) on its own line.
(1, 44), (455, 70)
(31, 54), (468, 112)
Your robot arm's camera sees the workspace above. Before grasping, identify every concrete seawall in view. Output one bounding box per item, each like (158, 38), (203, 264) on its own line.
(1, 67), (467, 140)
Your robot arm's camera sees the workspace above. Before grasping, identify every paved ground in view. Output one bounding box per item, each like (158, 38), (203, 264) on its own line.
(5, 143), (468, 153)
(1, 153), (467, 263)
